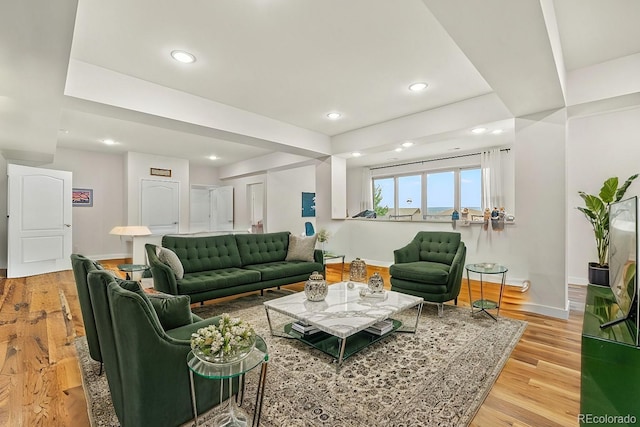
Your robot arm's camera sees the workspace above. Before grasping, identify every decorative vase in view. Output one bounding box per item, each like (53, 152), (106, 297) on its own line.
(349, 258), (367, 282)
(305, 271), (328, 301)
(368, 272), (384, 293)
(192, 335), (256, 365)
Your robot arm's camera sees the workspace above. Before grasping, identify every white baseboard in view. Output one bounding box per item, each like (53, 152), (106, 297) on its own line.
(569, 276), (589, 286)
(518, 299), (571, 320)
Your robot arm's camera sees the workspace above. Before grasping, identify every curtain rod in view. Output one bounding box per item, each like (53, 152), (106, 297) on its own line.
(369, 148), (510, 171)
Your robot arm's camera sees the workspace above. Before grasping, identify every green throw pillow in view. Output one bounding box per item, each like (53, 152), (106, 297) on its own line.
(116, 279), (192, 330)
(147, 293), (193, 331)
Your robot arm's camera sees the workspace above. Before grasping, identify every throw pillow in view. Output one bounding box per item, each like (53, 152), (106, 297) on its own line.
(285, 234), (317, 262)
(147, 293), (193, 330)
(156, 246), (184, 279)
(117, 279), (192, 330)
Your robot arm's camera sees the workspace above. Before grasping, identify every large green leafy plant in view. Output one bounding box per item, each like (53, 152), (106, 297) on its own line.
(578, 174), (638, 266)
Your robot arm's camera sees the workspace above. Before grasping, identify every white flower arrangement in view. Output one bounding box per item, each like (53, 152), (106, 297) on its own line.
(190, 313), (255, 362)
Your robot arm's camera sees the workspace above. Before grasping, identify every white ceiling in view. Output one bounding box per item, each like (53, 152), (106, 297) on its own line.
(1, 0), (640, 170)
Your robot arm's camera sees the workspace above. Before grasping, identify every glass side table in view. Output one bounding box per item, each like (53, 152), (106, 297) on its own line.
(465, 263), (508, 321)
(323, 253), (345, 281)
(116, 263), (148, 280)
(187, 335), (268, 427)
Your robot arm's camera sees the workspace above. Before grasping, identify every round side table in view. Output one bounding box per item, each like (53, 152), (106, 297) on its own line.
(465, 263), (508, 321)
(187, 335), (268, 427)
(117, 263), (148, 280)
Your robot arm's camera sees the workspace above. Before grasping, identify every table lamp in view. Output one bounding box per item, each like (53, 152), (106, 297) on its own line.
(110, 225), (152, 264)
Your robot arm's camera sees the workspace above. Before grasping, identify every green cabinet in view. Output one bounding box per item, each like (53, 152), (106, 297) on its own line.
(581, 285), (640, 426)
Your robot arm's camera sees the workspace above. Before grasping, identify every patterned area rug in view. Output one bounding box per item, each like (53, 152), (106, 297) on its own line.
(76, 289), (526, 426)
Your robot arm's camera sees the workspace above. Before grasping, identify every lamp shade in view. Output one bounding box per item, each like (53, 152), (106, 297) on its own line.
(109, 225), (152, 236)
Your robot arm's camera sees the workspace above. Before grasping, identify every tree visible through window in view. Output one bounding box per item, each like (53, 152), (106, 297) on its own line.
(373, 184), (388, 217)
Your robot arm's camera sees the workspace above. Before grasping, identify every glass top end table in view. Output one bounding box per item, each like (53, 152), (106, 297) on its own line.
(117, 263), (148, 280)
(465, 263), (508, 321)
(187, 335), (268, 427)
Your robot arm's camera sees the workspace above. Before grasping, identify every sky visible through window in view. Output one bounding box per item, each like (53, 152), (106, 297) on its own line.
(374, 168), (482, 215)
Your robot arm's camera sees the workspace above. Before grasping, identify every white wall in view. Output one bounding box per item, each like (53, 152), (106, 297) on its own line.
(567, 105), (640, 285)
(44, 148), (126, 260)
(190, 163), (220, 186)
(267, 165), (316, 235)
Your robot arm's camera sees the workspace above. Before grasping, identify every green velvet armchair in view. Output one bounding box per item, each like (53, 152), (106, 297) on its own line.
(86, 270), (236, 426)
(70, 254), (105, 369)
(389, 231), (466, 316)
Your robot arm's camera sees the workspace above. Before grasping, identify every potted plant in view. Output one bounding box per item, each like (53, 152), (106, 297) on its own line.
(578, 174), (638, 286)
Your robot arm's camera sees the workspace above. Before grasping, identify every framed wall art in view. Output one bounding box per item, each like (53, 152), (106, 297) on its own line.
(72, 188), (93, 207)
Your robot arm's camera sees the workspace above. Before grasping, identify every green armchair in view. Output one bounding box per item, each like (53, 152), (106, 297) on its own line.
(86, 270), (236, 426)
(70, 254), (106, 370)
(389, 231), (466, 316)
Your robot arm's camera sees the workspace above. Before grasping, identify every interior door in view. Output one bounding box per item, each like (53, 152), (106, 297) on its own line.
(211, 186), (233, 231)
(7, 164), (72, 278)
(141, 179), (179, 235)
(189, 186), (210, 233)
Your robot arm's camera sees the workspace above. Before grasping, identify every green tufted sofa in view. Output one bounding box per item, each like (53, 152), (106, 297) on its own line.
(389, 231), (466, 316)
(146, 231), (324, 303)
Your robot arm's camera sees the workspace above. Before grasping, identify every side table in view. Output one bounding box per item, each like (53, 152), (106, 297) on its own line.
(465, 263), (508, 321)
(117, 263), (148, 280)
(187, 335), (268, 427)
(323, 253), (345, 281)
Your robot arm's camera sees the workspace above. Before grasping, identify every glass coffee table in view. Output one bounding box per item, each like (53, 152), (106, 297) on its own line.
(263, 282), (423, 371)
(187, 335), (268, 427)
(465, 263), (508, 321)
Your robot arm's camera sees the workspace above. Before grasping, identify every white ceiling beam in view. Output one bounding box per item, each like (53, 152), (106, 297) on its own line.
(422, 0), (566, 117)
(64, 60), (332, 157)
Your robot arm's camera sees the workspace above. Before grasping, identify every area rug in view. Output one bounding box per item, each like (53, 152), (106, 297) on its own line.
(76, 290), (526, 427)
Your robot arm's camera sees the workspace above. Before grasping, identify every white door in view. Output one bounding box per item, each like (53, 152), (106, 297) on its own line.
(189, 186), (210, 233)
(212, 186), (234, 231)
(7, 164), (72, 278)
(141, 179), (179, 235)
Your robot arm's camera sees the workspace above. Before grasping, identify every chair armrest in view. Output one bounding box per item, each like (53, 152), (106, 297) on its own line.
(146, 244), (179, 295)
(446, 242), (467, 292)
(393, 242), (420, 264)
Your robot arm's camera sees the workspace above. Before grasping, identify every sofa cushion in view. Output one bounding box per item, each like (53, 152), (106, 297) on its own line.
(243, 260), (323, 281)
(146, 293), (193, 330)
(285, 234), (317, 262)
(157, 246), (185, 279)
(389, 261), (451, 285)
(235, 232), (290, 266)
(162, 235), (242, 273)
(177, 268), (261, 295)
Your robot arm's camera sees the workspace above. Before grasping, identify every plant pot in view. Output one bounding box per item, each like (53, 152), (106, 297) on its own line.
(588, 262), (609, 286)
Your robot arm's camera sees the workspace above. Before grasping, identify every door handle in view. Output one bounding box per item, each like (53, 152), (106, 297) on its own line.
(64, 224), (72, 228)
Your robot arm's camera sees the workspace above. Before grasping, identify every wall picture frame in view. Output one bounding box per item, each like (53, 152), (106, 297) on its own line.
(72, 188), (93, 207)
(150, 167), (172, 177)
(302, 192), (316, 217)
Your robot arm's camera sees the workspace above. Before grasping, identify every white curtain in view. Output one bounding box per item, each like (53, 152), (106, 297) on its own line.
(481, 148), (504, 210)
(361, 167), (373, 211)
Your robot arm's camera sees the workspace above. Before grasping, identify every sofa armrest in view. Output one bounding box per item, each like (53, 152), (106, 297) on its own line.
(314, 249), (324, 264)
(393, 242), (420, 264)
(145, 244), (179, 295)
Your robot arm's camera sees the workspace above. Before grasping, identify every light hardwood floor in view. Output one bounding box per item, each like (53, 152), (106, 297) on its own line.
(0, 263), (584, 426)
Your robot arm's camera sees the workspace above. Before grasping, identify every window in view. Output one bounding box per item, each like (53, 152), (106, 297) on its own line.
(426, 171), (454, 217)
(371, 167), (482, 220)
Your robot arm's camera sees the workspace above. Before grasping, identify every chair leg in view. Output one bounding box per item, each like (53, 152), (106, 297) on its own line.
(437, 303), (444, 317)
(98, 362), (103, 376)
(454, 297), (458, 306)
(260, 289), (264, 296)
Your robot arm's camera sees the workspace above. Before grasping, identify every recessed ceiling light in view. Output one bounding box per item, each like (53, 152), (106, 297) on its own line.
(394, 147), (403, 152)
(208, 155), (218, 160)
(59, 129), (69, 134)
(471, 127), (487, 134)
(171, 50), (196, 64)
(401, 141), (414, 148)
(408, 82), (428, 92)
(351, 152), (362, 157)
(326, 112), (342, 120)
(491, 129), (504, 135)
(102, 139), (117, 145)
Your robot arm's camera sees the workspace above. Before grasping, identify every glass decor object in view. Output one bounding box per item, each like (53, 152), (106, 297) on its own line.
(190, 314), (256, 364)
(305, 271), (328, 301)
(349, 258), (367, 282)
(368, 272), (385, 293)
